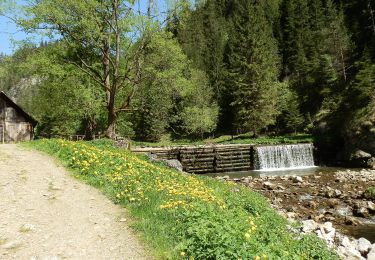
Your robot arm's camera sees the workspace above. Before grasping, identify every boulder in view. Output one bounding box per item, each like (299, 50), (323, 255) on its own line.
(351, 150), (372, 160)
(367, 244), (375, 260)
(345, 216), (360, 226)
(146, 153), (159, 162)
(316, 222), (335, 247)
(292, 176), (303, 183)
(354, 207), (370, 218)
(366, 157), (375, 169)
(263, 181), (275, 190)
(313, 214), (325, 222)
(335, 235), (366, 260)
(334, 189), (343, 198)
(301, 219), (318, 233)
(327, 198), (340, 208)
(322, 222), (335, 233)
(286, 212), (297, 220)
(324, 187), (343, 198)
(355, 238), (372, 256)
(338, 235), (352, 248)
(367, 201), (375, 212)
(349, 150), (375, 168)
(114, 138), (130, 149)
(337, 245), (366, 260)
(276, 185), (286, 190)
(308, 201), (318, 209)
(242, 177), (252, 184)
(163, 159), (184, 172)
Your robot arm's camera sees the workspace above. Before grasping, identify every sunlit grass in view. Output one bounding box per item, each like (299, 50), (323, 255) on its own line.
(26, 139), (336, 259)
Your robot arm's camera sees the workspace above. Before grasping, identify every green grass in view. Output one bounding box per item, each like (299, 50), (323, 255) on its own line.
(25, 139), (336, 260)
(364, 187), (375, 200)
(132, 133), (314, 147)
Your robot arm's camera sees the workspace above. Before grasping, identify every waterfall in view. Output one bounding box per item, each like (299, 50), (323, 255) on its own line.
(254, 144), (315, 171)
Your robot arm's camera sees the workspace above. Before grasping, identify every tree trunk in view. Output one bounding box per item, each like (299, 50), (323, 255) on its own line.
(339, 46), (347, 82)
(84, 117), (97, 140)
(106, 108), (117, 139)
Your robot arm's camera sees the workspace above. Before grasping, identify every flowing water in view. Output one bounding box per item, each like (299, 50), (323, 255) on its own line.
(254, 143), (315, 170)
(207, 166), (333, 178)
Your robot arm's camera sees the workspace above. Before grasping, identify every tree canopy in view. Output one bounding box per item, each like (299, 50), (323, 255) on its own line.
(0, 0), (374, 151)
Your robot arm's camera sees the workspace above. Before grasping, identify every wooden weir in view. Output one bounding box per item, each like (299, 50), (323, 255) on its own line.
(131, 144), (255, 174)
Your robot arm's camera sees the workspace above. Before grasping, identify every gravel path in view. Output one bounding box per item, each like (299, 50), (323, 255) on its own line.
(0, 144), (150, 260)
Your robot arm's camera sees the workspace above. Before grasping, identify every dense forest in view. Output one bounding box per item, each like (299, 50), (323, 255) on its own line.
(0, 0), (374, 165)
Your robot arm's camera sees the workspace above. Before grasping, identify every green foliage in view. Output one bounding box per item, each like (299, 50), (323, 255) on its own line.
(226, 0), (281, 134)
(131, 134), (313, 147)
(364, 187), (375, 200)
(28, 44), (104, 137)
(2, 0), (374, 163)
(134, 31), (187, 141)
(0, 44), (39, 94)
(16, 0), (150, 138)
(27, 139), (337, 259)
(350, 56), (375, 106)
(342, 54), (375, 140)
(134, 31), (218, 141)
(177, 106), (218, 137)
(134, 31), (192, 141)
(280, 0), (351, 119)
(171, 69), (219, 138)
(168, 0), (230, 132)
(275, 83), (305, 133)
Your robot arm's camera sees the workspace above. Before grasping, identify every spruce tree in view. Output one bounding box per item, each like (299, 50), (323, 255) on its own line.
(168, 0), (230, 132)
(280, 0), (351, 118)
(226, 0), (281, 135)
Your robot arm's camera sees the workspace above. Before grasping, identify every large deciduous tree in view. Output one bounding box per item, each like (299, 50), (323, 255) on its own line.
(133, 31), (218, 141)
(18, 0), (147, 138)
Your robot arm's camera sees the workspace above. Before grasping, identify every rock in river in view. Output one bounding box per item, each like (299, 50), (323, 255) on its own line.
(292, 176), (303, 183)
(367, 244), (375, 260)
(354, 207), (370, 218)
(263, 181), (275, 190)
(355, 237), (372, 256)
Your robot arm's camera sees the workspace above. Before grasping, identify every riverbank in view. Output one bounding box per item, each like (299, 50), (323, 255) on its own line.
(216, 168), (375, 259)
(26, 139), (337, 259)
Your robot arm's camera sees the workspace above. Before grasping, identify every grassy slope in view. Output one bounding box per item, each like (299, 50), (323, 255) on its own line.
(132, 134), (314, 147)
(26, 139), (336, 260)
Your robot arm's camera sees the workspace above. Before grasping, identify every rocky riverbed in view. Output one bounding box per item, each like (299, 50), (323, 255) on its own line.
(216, 169), (375, 259)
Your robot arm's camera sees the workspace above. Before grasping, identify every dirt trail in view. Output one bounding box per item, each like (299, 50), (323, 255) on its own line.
(0, 144), (150, 260)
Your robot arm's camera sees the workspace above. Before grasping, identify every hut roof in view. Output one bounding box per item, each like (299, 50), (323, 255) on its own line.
(0, 91), (38, 127)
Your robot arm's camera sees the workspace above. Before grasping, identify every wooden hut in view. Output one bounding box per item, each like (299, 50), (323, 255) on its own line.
(0, 91), (37, 143)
